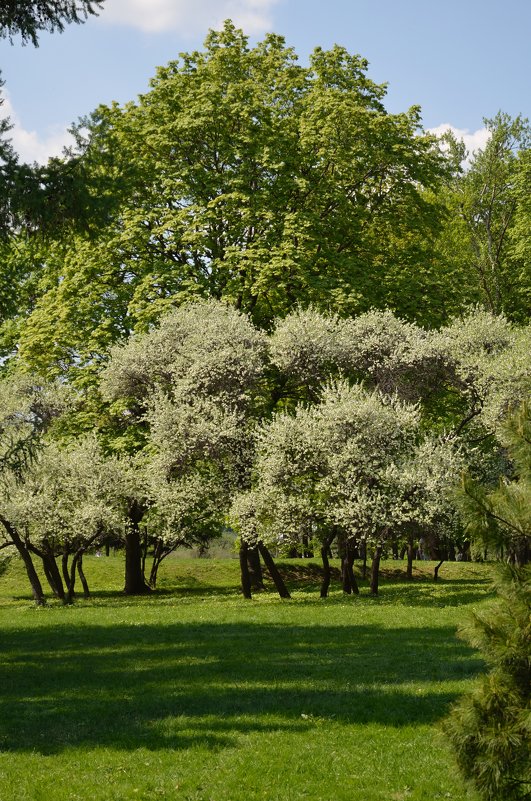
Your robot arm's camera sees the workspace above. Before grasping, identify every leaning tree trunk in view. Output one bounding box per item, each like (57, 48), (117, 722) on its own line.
(61, 551), (73, 597)
(28, 542), (65, 600)
(433, 559), (445, 581)
(247, 545), (265, 591)
(124, 501), (151, 595)
(370, 543), (383, 596)
(0, 515), (46, 606)
(239, 541), (252, 599)
(258, 542), (291, 599)
(77, 553), (90, 597)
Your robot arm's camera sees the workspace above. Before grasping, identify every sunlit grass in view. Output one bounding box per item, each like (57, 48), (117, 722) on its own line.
(0, 556), (491, 800)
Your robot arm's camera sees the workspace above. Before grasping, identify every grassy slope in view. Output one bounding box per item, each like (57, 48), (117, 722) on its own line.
(0, 556), (490, 801)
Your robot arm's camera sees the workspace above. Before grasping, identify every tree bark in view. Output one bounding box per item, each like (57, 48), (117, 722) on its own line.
(433, 559), (445, 581)
(28, 542), (65, 599)
(239, 541), (252, 599)
(406, 537), (414, 580)
(360, 539), (367, 580)
(319, 531), (337, 598)
(247, 545), (264, 590)
(124, 501), (151, 595)
(370, 543), (383, 596)
(0, 515), (46, 605)
(258, 541), (291, 598)
(61, 551), (71, 590)
(77, 553), (90, 597)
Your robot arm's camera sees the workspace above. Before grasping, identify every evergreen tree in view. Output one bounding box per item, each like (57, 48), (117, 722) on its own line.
(0, 1), (104, 45)
(446, 403), (531, 800)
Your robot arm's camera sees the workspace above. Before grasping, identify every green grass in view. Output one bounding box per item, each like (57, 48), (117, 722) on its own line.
(0, 556), (493, 801)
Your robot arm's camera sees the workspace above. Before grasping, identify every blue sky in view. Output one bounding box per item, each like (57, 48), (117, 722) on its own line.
(2, 0), (530, 162)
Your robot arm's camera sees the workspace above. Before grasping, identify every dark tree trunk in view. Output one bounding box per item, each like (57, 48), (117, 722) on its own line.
(302, 533), (313, 558)
(239, 541), (252, 599)
(148, 540), (175, 588)
(258, 541), (291, 598)
(247, 545), (264, 590)
(65, 551), (82, 605)
(342, 550), (359, 595)
(433, 559), (445, 581)
(406, 538), (414, 580)
(61, 552), (71, 590)
(370, 544), (383, 596)
(124, 501), (151, 595)
(141, 526), (148, 580)
(77, 553), (90, 597)
(361, 539), (367, 579)
(319, 531), (337, 598)
(340, 539), (359, 595)
(29, 543), (65, 599)
(0, 516), (46, 605)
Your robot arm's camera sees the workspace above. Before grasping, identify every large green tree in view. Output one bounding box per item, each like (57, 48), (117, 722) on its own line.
(13, 22), (453, 378)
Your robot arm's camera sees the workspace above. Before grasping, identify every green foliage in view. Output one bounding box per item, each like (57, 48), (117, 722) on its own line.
(12, 21), (453, 378)
(458, 402), (531, 559)
(445, 567), (531, 801)
(436, 113), (531, 323)
(446, 403), (531, 800)
(0, 0), (104, 46)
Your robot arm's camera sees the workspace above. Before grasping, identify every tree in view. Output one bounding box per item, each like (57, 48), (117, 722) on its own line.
(445, 566), (530, 801)
(0, 373), (66, 604)
(233, 381), (461, 596)
(101, 299), (268, 593)
(445, 403), (531, 801)
(3, 436), (127, 603)
(440, 113), (531, 322)
(13, 21), (452, 381)
(0, 1), (104, 45)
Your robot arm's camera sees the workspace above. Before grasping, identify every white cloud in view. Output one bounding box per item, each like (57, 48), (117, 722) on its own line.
(101, 0), (280, 35)
(427, 123), (491, 161)
(0, 92), (74, 165)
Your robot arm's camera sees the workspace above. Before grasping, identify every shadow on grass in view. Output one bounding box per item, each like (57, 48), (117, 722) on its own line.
(0, 620), (483, 755)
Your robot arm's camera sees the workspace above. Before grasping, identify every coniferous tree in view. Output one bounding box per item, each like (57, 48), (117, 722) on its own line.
(446, 403), (531, 801)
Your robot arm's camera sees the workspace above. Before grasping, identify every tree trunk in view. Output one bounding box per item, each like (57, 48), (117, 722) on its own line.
(29, 543), (65, 599)
(361, 539), (367, 579)
(342, 549), (359, 595)
(64, 551), (82, 605)
(247, 545), (264, 590)
(433, 559), (445, 581)
(61, 551), (71, 590)
(320, 531), (338, 598)
(124, 501), (151, 595)
(0, 516), (46, 605)
(370, 543), (383, 596)
(258, 541), (291, 598)
(148, 540), (175, 588)
(302, 533), (313, 558)
(406, 538), (414, 580)
(77, 553), (90, 597)
(239, 541), (252, 599)
(340, 539), (359, 595)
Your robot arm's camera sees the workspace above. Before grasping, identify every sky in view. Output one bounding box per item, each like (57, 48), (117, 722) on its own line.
(2, 0), (530, 163)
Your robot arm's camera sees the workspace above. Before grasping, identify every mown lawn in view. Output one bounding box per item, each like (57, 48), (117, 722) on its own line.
(0, 555), (492, 801)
